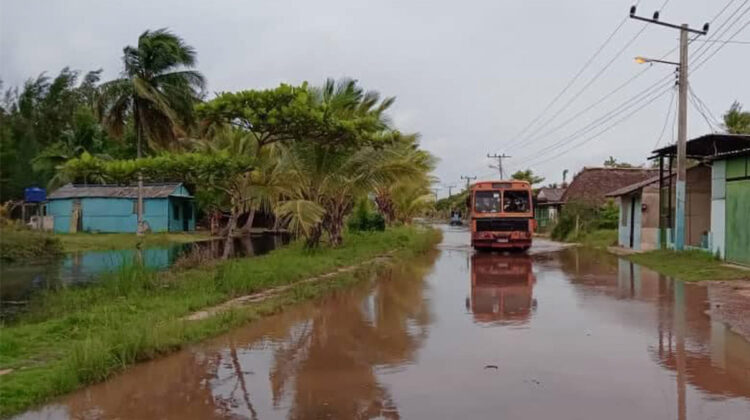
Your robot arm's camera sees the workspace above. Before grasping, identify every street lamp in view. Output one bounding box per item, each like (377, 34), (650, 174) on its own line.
(634, 56), (679, 66)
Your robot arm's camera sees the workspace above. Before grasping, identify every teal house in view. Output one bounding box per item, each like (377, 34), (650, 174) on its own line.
(47, 183), (195, 233)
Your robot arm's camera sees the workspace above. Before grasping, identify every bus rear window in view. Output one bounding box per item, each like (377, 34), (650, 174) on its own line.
(475, 191), (500, 213)
(503, 190), (530, 213)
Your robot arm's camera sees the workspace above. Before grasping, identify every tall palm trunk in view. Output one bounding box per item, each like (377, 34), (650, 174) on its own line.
(135, 105), (145, 236)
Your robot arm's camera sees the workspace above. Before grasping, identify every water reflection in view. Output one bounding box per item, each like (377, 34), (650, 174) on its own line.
(0, 235), (288, 315)
(21, 250), (437, 419)
(467, 252), (536, 325)
(558, 247), (750, 419)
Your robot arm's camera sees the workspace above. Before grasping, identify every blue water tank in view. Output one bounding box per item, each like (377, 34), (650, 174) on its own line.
(24, 186), (46, 203)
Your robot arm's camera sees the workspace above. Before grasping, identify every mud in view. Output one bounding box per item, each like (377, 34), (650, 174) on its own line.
(17, 226), (750, 420)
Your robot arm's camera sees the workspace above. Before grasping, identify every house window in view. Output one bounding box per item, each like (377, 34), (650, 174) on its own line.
(621, 200), (628, 226)
(173, 203), (180, 219)
(132, 199), (138, 214)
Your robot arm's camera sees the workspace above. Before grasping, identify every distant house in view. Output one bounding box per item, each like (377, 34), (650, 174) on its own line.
(562, 167), (659, 206)
(609, 133), (750, 265)
(47, 183), (195, 233)
(534, 187), (566, 229)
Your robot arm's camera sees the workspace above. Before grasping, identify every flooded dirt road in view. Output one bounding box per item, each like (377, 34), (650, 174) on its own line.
(19, 226), (750, 419)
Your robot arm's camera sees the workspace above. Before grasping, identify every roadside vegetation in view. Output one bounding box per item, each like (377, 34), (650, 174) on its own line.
(625, 249), (749, 282)
(0, 227), (441, 417)
(0, 225), (62, 262)
(57, 231), (212, 253)
(550, 200), (618, 249)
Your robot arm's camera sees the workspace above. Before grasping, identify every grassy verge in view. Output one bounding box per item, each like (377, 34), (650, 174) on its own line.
(0, 226), (62, 262)
(0, 226), (441, 417)
(57, 231), (213, 253)
(554, 228), (617, 250)
(625, 249), (749, 282)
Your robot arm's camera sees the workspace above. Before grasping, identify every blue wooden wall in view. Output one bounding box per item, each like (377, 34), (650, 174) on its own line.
(49, 196), (195, 233)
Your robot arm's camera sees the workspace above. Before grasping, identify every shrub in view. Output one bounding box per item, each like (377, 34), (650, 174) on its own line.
(551, 199), (618, 242)
(347, 199), (385, 232)
(0, 225), (62, 262)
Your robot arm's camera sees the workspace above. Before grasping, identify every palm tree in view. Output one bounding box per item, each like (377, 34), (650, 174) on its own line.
(99, 28), (205, 233)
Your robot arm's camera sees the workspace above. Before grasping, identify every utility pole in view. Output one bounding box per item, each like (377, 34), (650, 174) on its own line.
(432, 188), (441, 201)
(629, 5), (708, 251)
(487, 153), (511, 179)
(460, 175), (477, 192)
(446, 184), (456, 198)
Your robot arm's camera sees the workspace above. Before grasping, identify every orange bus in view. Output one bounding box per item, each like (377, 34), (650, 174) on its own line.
(468, 180), (535, 251)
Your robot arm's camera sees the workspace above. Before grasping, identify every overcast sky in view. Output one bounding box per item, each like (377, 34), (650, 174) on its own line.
(2, 0), (748, 197)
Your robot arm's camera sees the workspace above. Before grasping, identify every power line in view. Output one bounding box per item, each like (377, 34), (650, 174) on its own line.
(512, 0), (739, 161)
(688, 84), (722, 128)
(689, 93), (716, 132)
(692, 17), (750, 72)
(506, 0), (674, 151)
(505, 16), (630, 145)
(521, 87), (672, 168)
(514, 77), (673, 162)
(654, 86), (677, 148)
(688, 0), (750, 66)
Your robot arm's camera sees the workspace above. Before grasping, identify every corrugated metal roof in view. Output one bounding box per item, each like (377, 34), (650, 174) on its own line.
(48, 183), (186, 199)
(651, 134), (750, 158)
(537, 187), (566, 203)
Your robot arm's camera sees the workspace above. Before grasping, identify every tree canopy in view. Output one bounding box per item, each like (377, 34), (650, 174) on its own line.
(722, 101), (750, 134)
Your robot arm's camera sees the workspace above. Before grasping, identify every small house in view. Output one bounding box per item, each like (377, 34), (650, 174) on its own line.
(534, 187), (565, 229)
(561, 167), (659, 206)
(47, 183), (195, 233)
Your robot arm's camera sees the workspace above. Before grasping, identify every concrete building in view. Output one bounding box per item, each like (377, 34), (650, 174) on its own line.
(609, 134), (750, 265)
(47, 183), (195, 233)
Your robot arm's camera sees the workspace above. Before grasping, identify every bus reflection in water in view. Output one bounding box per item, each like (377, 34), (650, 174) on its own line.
(467, 252), (536, 325)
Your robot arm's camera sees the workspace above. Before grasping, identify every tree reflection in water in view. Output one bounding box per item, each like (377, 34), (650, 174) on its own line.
(211, 250), (438, 419)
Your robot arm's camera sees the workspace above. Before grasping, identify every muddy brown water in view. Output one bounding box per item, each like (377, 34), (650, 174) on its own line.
(17, 227), (750, 419)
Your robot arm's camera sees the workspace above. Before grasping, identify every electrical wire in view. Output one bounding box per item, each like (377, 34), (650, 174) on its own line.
(521, 87), (672, 168)
(654, 87), (677, 148)
(506, 0), (674, 151)
(692, 18), (750, 72)
(514, 77), (674, 162)
(688, 85), (722, 127)
(512, 0), (744, 162)
(505, 16), (630, 145)
(689, 92), (717, 132)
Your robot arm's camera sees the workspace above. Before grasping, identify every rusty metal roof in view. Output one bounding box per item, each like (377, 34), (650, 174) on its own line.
(48, 183), (186, 199)
(651, 134), (750, 158)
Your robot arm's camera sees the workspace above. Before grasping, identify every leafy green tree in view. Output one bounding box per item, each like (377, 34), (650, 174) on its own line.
(0, 68), (111, 198)
(510, 169), (545, 185)
(722, 101), (750, 134)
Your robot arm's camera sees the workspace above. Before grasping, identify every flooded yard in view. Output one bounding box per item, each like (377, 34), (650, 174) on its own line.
(16, 227), (750, 419)
(0, 235), (288, 315)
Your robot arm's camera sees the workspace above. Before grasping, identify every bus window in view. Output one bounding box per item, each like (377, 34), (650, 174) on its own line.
(475, 191), (500, 213)
(503, 190), (530, 213)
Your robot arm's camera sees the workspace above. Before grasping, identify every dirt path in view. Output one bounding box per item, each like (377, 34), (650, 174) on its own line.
(183, 253), (394, 321)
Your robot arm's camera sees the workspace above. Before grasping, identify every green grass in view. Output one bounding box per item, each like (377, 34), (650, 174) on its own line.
(56, 231), (213, 253)
(0, 226), (441, 417)
(558, 228), (618, 250)
(625, 249), (750, 282)
(0, 226), (62, 262)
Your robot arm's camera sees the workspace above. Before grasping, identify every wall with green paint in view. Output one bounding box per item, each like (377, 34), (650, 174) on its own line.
(725, 156), (750, 266)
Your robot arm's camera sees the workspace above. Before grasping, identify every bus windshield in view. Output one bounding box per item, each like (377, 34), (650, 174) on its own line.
(475, 191), (500, 213)
(503, 190), (530, 213)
